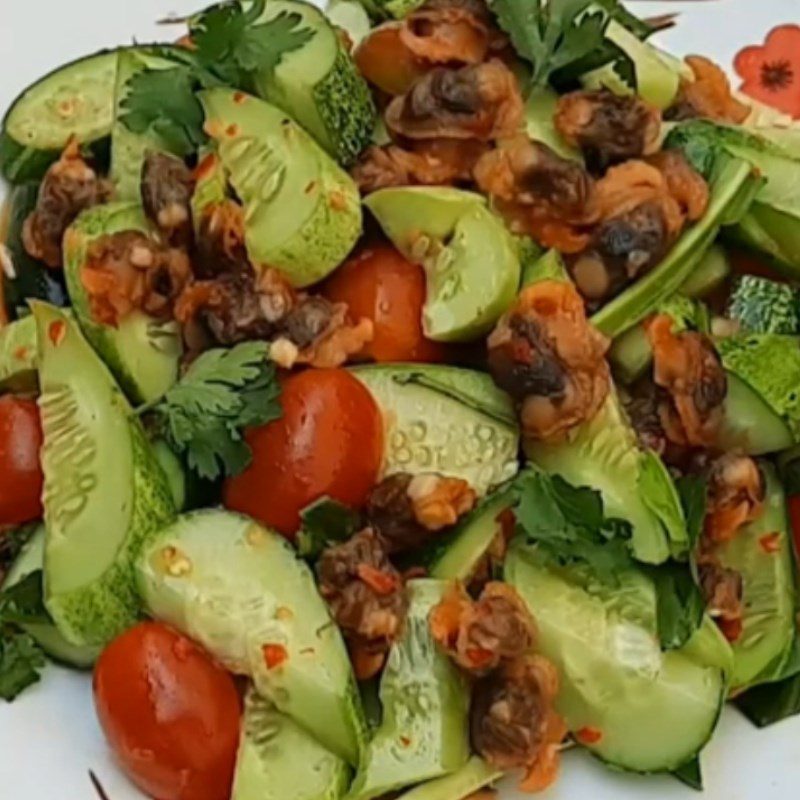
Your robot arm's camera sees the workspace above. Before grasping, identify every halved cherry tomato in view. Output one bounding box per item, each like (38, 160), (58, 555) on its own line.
(223, 368), (383, 537)
(323, 243), (445, 363)
(0, 395), (44, 525)
(788, 494), (800, 559)
(354, 24), (428, 96)
(93, 622), (241, 800)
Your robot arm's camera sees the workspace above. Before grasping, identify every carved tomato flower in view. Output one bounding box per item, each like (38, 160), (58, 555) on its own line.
(734, 25), (800, 117)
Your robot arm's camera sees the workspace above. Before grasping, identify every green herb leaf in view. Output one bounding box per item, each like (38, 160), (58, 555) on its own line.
(297, 498), (361, 559)
(488, 0), (610, 88)
(0, 571), (50, 627)
(677, 474), (707, 549)
(154, 342), (282, 481)
(513, 468), (634, 585)
(736, 673), (800, 728)
(672, 756), (703, 791)
(120, 66), (207, 157)
(0, 628), (45, 702)
(649, 561), (705, 650)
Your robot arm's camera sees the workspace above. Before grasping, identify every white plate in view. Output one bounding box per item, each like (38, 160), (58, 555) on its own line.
(2, 1), (800, 798)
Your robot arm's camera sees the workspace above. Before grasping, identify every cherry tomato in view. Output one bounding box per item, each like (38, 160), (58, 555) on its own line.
(324, 244), (445, 363)
(224, 368), (384, 537)
(354, 24), (427, 96)
(788, 495), (800, 560)
(0, 395), (44, 525)
(93, 622), (241, 800)
(729, 249), (783, 281)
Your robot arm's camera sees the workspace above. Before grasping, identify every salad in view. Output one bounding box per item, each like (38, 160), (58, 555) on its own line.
(2, 1), (800, 798)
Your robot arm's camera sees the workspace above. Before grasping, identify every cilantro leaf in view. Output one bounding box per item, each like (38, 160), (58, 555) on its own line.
(649, 561), (705, 650)
(0, 629), (45, 702)
(120, 66), (207, 157)
(677, 474), (707, 549)
(513, 469), (634, 586)
(297, 498), (361, 559)
(488, 0), (609, 88)
(0, 571), (50, 627)
(152, 342), (282, 481)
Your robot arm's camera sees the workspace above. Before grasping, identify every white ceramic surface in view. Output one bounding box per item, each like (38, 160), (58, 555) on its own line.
(2, 2), (800, 798)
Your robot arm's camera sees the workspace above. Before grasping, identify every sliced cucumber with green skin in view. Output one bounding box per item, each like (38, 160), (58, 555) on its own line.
(200, 88), (362, 288)
(0, 132), (59, 185)
(0, 314), (38, 392)
(110, 49), (182, 200)
(252, 0), (376, 166)
(592, 157), (757, 338)
(233, 687), (351, 800)
(350, 364), (519, 497)
(136, 509), (366, 766)
(525, 88), (581, 162)
(2, 183), (68, 320)
(365, 188), (520, 342)
(716, 464), (798, 692)
(34, 303), (175, 648)
(325, 0), (372, 47)
(3, 50), (119, 152)
(729, 201), (800, 279)
(506, 544), (730, 773)
(428, 488), (514, 581)
(394, 758), (502, 800)
(526, 389), (686, 564)
(2, 525), (100, 668)
(346, 580), (470, 800)
(679, 244), (731, 299)
(63, 202), (182, 404)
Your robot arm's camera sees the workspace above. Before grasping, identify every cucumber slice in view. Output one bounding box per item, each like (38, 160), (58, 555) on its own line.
(428, 488), (514, 581)
(716, 464), (798, 692)
(679, 244), (731, 299)
(3, 50), (118, 151)
(0, 132), (59, 185)
(62, 202), (182, 404)
(2, 183), (68, 320)
(233, 688), (351, 800)
(2, 525), (100, 668)
(346, 580), (470, 800)
(0, 314), (38, 392)
(506, 544), (730, 773)
(394, 758), (502, 800)
(34, 303), (175, 648)
(350, 364), (519, 496)
(253, 0), (376, 165)
(136, 509), (367, 766)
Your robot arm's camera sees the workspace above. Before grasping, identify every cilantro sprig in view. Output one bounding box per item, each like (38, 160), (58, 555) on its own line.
(145, 341), (282, 481)
(120, 0), (314, 155)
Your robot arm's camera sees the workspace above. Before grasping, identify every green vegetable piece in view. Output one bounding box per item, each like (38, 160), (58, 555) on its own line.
(0, 627), (45, 702)
(200, 88), (362, 287)
(111, 49), (190, 199)
(429, 488), (514, 582)
(2, 49), (118, 152)
(728, 274), (800, 334)
(136, 510), (366, 765)
(672, 757), (703, 791)
(2, 526), (99, 668)
(717, 333), (800, 442)
(351, 364), (519, 497)
(506, 543), (732, 773)
(232, 687), (351, 800)
(679, 244), (731, 299)
(352, 0), (425, 19)
(365, 187), (520, 342)
(297, 497), (361, 559)
(394, 758), (502, 800)
(35, 303), (176, 647)
(325, 0), (372, 46)
(0, 315), (38, 393)
(62, 202), (182, 404)
(251, 0), (376, 165)
(525, 389), (686, 564)
(0, 132), (59, 185)
(346, 580), (470, 800)
(524, 87), (581, 161)
(716, 464), (798, 692)
(736, 671), (800, 729)
(591, 157), (758, 338)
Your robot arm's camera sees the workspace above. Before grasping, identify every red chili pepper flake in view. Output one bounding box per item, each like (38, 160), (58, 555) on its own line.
(496, 508), (516, 541)
(233, 91), (247, 105)
(225, 123), (240, 138)
(357, 564), (400, 596)
(328, 190), (347, 211)
(719, 617), (743, 643)
(399, 735), (412, 748)
(48, 320), (66, 347)
(193, 152), (219, 181)
(262, 643), (288, 670)
(466, 647), (495, 669)
(575, 726), (603, 745)
(759, 531), (781, 554)
(13, 345), (29, 361)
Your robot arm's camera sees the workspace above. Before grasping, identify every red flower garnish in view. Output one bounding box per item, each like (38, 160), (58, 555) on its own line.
(735, 25), (800, 117)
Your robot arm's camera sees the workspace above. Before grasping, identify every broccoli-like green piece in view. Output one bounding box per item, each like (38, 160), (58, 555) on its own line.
(728, 275), (800, 334)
